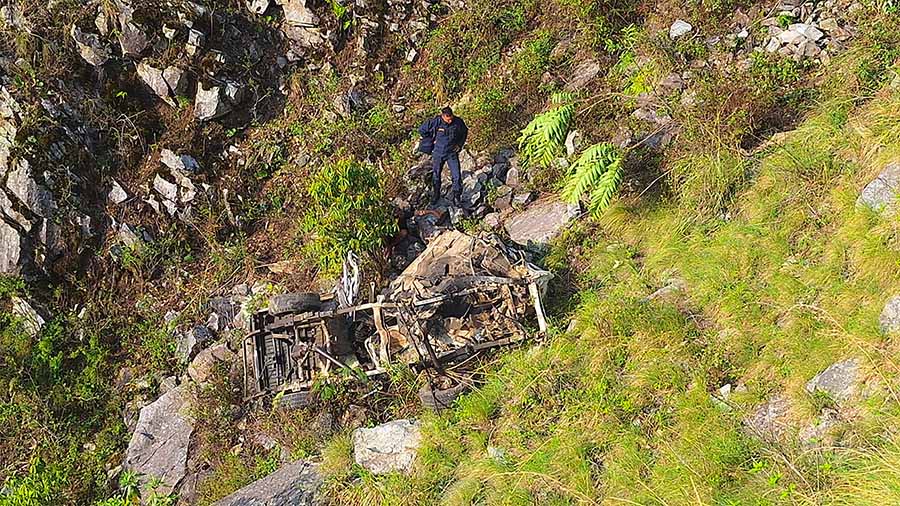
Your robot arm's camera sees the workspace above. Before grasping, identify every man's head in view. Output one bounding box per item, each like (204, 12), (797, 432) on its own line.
(440, 106), (454, 124)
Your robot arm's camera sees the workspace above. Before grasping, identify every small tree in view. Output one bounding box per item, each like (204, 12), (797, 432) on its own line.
(301, 157), (397, 277)
(518, 93), (627, 217)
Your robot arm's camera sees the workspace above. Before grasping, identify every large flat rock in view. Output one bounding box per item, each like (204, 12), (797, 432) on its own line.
(805, 357), (861, 403)
(505, 199), (579, 251)
(212, 460), (322, 506)
(124, 386), (194, 497)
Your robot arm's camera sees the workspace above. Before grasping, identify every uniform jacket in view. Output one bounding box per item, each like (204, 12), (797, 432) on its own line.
(418, 116), (468, 156)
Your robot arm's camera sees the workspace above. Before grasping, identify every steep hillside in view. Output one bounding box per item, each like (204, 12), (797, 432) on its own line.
(1, 0), (900, 504)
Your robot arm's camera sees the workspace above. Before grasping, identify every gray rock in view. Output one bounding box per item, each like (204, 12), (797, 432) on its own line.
(137, 63), (174, 106)
(0, 220), (24, 273)
(806, 358), (861, 403)
(71, 26), (108, 67)
(195, 85), (231, 121)
(798, 408), (840, 448)
(483, 213), (501, 229)
(459, 149), (477, 173)
(789, 23), (824, 42)
(1, 5), (31, 32)
(7, 159), (56, 220)
(12, 297), (44, 338)
(669, 19), (693, 39)
(565, 59), (601, 92)
(565, 130), (581, 157)
(153, 174), (179, 208)
(160, 149), (200, 174)
(212, 460), (321, 506)
(505, 199), (580, 251)
(246, 0), (271, 14)
(881, 295), (900, 333)
(124, 386), (194, 499)
(858, 162), (900, 214)
(277, 0), (319, 26)
(744, 393), (792, 441)
(109, 180), (129, 204)
(505, 168), (520, 188)
(176, 325), (213, 363)
(116, 3), (150, 56)
(352, 419), (422, 475)
(188, 343), (236, 384)
(163, 67), (188, 95)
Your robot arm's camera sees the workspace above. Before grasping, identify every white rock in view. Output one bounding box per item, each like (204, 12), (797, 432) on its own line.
(352, 419), (422, 474)
(669, 19), (693, 39)
(790, 23), (824, 41)
(109, 180), (128, 204)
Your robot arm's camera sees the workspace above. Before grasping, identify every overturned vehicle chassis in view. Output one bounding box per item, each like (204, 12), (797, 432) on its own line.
(242, 231), (551, 405)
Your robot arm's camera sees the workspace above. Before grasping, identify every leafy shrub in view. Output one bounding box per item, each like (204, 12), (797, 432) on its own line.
(300, 156), (397, 278)
(517, 92), (575, 169)
(562, 143), (625, 215)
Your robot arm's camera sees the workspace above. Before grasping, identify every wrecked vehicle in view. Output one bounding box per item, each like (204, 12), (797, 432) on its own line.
(241, 230), (551, 409)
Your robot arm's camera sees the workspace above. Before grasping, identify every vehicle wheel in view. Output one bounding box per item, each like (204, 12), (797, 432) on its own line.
(269, 293), (321, 315)
(418, 380), (469, 411)
(275, 390), (312, 410)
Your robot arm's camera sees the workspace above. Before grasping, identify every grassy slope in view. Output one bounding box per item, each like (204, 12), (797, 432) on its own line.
(320, 16), (900, 506)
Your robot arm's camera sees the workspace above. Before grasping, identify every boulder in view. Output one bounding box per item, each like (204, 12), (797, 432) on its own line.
(70, 26), (109, 67)
(352, 419), (422, 475)
(124, 386), (194, 499)
(858, 161), (900, 214)
(0, 220), (24, 273)
(116, 4), (150, 56)
(881, 295), (900, 333)
(806, 358), (861, 403)
(505, 199), (579, 251)
(212, 460), (321, 506)
(188, 343), (237, 384)
(669, 19), (693, 39)
(176, 325), (214, 363)
(195, 85), (231, 121)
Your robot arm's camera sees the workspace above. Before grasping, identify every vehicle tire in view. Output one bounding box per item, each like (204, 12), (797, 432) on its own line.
(274, 390), (312, 410)
(268, 293), (321, 315)
(418, 381), (469, 411)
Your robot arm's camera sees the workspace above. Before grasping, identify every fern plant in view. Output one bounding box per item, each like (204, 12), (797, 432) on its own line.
(562, 142), (624, 216)
(517, 92), (575, 169)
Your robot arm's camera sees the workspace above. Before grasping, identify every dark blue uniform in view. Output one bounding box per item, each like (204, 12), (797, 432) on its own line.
(419, 115), (468, 200)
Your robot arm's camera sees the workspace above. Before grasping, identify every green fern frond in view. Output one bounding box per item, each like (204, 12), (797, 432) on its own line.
(517, 93), (575, 169)
(562, 142), (624, 216)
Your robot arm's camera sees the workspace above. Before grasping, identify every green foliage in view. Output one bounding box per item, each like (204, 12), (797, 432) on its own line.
(300, 156), (397, 278)
(562, 143), (625, 215)
(517, 92), (575, 169)
(0, 460), (63, 506)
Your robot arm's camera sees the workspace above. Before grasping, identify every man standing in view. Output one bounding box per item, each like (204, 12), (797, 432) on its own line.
(418, 107), (468, 206)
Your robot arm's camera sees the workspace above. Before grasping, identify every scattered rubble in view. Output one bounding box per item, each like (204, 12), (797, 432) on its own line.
(352, 419), (422, 474)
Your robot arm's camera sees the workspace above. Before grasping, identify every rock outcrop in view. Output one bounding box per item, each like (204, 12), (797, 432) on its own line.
(505, 199), (580, 251)
(805, 357), (862, 403)
(858, 162), (900, 215)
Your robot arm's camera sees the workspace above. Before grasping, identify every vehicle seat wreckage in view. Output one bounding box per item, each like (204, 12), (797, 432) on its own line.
(241, 230), (552, 409)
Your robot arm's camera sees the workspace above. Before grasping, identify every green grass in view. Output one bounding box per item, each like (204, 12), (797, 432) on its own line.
(322, 18), (900, 503)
